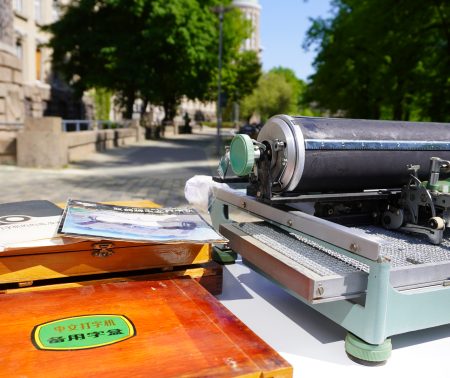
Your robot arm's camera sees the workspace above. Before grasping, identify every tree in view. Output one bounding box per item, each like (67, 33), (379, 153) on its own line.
(222, 50), (262, 105)
(139, 1), (249, 122)
(304, 0), (450, 121)
(220, 49), (261, 123)
(240, 67), (317, 121)
(46, 1), (146, 118)
(268, 67), (315, 115)
(241, 71), (297, 122)
(45, 0), (250, 120)
(92, 88), (111, 121)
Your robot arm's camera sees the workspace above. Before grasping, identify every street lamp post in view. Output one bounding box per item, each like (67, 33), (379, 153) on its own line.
(212, 5), (233, 156)
(217, 8), (224, 155)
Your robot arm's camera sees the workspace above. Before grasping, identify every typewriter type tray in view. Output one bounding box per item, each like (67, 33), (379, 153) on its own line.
(220, 221), (450, 304)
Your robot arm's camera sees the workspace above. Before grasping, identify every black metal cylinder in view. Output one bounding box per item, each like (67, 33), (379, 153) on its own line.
(256, 115), (450, 193)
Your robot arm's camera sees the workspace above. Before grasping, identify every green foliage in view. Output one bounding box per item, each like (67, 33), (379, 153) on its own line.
(220, 50), (262, 124)
(241, 71), (297, 121)
(222, 50), (262, 104)
(202, 120), (235, 128)
(304, 0), (450, 121)
(92, 88), (111, 120)
(268, 67), (317, 116)
(143, 0), (224, 120)
(269, 67), (302, 98)
(240, 67), (317, 121)
(45, 0), (249, 120)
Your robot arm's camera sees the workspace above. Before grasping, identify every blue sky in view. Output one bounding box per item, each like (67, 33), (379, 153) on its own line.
(259, 0), (333, 81)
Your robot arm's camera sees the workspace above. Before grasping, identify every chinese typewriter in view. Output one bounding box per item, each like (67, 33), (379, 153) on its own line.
(211, 115), (450, 364)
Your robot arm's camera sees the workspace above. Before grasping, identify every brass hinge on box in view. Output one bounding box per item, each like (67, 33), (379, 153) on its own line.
(92, 242), (115, 258)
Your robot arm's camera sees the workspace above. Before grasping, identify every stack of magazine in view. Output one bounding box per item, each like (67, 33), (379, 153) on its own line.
(0, 199), (225, 252)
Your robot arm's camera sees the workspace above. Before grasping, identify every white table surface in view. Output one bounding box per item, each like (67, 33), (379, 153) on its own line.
(217, 259), (450, 378)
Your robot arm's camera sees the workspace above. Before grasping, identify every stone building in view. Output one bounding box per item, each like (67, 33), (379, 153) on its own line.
(234, 0), (261, 53)
(0, 0), (88, 124)
(0, 0), (23, 123)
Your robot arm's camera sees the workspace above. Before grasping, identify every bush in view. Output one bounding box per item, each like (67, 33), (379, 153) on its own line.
(202, 121), (236, 129)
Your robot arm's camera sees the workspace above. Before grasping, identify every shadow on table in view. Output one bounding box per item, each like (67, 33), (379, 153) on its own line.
(229, 260), (450, 366)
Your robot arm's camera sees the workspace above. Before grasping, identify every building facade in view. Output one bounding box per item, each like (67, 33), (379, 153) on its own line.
(0, 0), (88, 124)
(233, 0), (261, 53)
(11, 0), (55, 119)
(0, 0), (24, 123)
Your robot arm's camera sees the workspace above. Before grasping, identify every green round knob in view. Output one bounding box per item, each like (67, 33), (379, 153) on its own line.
(229, 134), (255, 176)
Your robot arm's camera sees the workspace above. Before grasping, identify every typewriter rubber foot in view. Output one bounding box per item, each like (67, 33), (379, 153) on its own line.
(345, 333), (391, 365)
(212, 246), (237, 265)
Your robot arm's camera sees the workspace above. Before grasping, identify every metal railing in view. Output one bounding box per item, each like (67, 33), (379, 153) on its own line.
(61, 120), (128, 132)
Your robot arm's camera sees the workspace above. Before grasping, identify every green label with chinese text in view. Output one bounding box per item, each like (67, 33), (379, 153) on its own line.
(31, 314), (135, 350)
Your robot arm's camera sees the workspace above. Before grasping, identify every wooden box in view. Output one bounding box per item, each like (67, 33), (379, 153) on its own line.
(0, 279), (292, 377)
(1, 260), (223, 296)
(0, 200), (220, 294)
(0, 239), (211, 287)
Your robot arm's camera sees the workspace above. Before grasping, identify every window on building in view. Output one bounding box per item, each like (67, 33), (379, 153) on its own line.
(25, 97), (33, 117)
(35, 48), (42, 81)
(15, 40), (23, 61)
(34, 0), (42, 22)
(13, 0), (23, 13)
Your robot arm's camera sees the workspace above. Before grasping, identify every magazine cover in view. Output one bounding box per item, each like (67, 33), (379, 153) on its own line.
(58, 199), (226, 243)
(0, 200), (68, 251)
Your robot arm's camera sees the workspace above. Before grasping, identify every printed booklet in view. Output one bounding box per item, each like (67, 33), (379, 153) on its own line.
(58, 199), (226, 243)
(0, 200), (73, 251)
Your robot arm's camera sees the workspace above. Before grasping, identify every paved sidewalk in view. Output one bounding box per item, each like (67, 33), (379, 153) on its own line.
(1, 127), (228, 207)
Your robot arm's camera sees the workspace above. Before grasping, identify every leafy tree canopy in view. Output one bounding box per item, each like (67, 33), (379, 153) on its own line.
(241, 71), (297, 122)
(269, 67), (310, 113)
(304, 0), (450, 121)
(240, 67), (318, 121)
(46, 0), (251, 120)
(222, 50), (262, 104)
